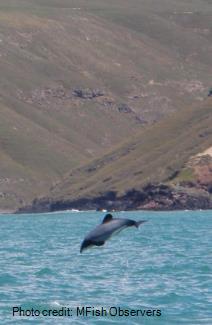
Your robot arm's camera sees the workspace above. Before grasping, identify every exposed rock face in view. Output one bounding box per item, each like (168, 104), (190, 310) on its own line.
(16, 183), (212, 213)
(118, 103), (133, 113)
(173, 153), (212, 194)
(72, 88), (105, 99)
(18, 85), (105, 104)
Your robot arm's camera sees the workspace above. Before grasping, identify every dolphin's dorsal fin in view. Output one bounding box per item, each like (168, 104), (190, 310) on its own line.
(102, 214), (113, 224)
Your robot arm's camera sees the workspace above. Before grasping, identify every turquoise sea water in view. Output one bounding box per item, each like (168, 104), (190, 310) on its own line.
(0, 210), (211, 324)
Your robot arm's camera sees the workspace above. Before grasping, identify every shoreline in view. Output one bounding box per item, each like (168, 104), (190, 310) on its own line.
(1, 208), (212, 215)
(1, 182), (211, 215)
(0, 209), (15, 214)
(15, 184), (212, 214)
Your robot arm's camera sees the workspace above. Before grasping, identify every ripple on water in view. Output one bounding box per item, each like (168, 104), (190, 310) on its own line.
(0, 274), (18, 286)
(35, 267), (56, 278)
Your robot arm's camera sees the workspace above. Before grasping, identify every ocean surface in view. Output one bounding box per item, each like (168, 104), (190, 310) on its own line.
(0, 210), (211, 324)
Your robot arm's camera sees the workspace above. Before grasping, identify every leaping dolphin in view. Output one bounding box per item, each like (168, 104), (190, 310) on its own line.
(80, 213), (147, 253)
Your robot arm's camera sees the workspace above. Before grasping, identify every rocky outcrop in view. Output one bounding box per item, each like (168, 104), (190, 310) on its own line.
(17, 85), (105, 105)
(118, 103), (133, 113)
(16, 183), (212, 213)
(72, 88), (104, 99)
(208, 88), (212, 97)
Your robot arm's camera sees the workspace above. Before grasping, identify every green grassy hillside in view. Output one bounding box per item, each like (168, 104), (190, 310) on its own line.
(0, 0), (211, 209)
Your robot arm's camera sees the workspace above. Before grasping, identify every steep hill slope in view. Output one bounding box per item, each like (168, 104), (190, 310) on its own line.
(0, 0), (211, 210)
(23, 98), (212, 212)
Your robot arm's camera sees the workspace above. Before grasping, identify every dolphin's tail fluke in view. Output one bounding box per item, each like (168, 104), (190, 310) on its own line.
(134, 220), (147, 228)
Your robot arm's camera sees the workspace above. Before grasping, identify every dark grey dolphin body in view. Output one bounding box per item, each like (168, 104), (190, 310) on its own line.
(80, 214), (147, 253)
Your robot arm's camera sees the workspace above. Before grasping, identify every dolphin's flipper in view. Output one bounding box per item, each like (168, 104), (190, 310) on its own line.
(94, 241), (105, 247)
(80, 239), (105, 253)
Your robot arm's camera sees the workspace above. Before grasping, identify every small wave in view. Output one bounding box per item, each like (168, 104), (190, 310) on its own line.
(51, 301), (62, 307)
(35, 267), (55, 277)
(0, 274), (18, 286)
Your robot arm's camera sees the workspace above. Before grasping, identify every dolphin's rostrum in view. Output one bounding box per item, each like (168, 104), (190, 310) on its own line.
(80, 213), (147, 253)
